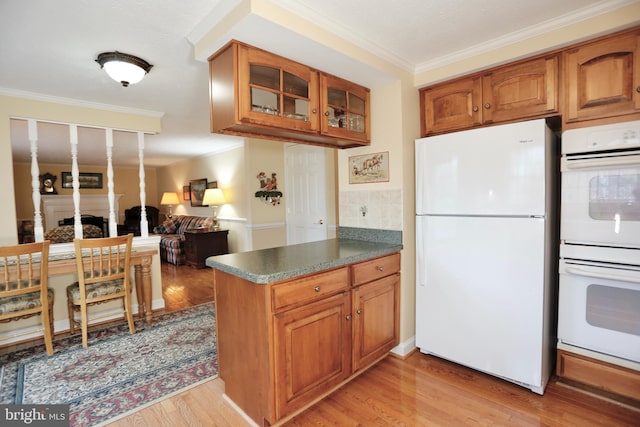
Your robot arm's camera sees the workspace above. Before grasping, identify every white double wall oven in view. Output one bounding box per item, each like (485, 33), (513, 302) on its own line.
(559, 120), (640, 367)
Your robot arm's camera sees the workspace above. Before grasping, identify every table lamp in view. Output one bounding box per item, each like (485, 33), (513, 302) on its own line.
(202, 188), (225, 230)
(160, 192), (180, 218)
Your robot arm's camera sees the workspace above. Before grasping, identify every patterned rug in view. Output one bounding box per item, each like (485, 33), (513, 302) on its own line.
(0, 303), (217, 426)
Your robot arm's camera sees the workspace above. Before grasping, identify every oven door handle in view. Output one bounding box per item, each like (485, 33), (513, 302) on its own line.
(565, 266), (640, 284)
(564, 154), (640, 170)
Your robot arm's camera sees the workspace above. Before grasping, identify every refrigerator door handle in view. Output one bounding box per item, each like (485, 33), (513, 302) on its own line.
(416, 218), (425, 287)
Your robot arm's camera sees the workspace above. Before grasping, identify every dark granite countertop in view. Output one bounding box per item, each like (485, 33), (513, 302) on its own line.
(205, 228), (403, 284)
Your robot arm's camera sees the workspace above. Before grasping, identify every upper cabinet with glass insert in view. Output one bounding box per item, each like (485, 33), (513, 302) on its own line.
(321, 74), (370, 142)
(209, 41), (370, 148)
(239, 45), (319, 133)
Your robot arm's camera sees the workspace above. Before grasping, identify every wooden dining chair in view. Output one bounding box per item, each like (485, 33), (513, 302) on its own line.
(66, 234), (136, 348)
(0, 241), (54, 355)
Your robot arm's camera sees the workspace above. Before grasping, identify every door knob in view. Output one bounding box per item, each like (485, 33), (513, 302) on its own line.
(318, 219), (324, 225)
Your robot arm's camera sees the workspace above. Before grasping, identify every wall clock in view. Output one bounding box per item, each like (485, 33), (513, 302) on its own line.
(39, 172), (58, 194)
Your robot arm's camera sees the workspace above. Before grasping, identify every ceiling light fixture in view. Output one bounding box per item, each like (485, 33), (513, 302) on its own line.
(95, 51), (153, 87)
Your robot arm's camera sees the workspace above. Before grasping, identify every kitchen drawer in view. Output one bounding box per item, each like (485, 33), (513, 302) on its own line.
(557, 350), (640, 402)
(272, 267), (349, 311)
(351, 253), (400, 286)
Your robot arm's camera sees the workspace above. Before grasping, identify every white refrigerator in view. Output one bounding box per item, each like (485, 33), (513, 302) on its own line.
(415, 119), (558, 394)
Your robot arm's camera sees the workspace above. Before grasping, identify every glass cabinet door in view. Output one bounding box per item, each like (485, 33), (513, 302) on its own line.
(321, 74), (370, 143)
(238, 46), (319, 132)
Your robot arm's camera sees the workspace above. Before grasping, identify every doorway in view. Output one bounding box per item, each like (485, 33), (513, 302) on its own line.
(284, 144), (328, 244)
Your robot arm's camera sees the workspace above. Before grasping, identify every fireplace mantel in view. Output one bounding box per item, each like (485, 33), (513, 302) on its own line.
(41, 194), (122, 231)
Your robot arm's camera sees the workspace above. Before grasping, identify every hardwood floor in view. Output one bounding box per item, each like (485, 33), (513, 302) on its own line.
(2, 262), (632, 426)
(105, 263), (640, 426)
(158, 261), (216, 311)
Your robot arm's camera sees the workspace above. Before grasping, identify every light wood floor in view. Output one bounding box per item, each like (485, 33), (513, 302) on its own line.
(106, 263), (640, 427)
(3, 263), (636, 426)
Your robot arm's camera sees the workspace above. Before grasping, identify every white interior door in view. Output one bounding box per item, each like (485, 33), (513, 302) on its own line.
(285, 144), (327, 244)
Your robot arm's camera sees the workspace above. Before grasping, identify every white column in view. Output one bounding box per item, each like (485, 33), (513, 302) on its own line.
(69, 124), (82, 239)
(28, 120), (44, 242)
(137, 132), (149, 237)
(105, 129), (118, 237)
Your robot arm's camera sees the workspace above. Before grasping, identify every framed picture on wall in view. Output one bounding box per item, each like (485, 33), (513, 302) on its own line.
(61, 172), (104, 189)
(183, 185), (191, 201)
(348, 152), (389, 184)
(190, 178), (207, 207)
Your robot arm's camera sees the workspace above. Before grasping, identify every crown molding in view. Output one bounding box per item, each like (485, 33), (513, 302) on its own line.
(0, 87), (164, 118)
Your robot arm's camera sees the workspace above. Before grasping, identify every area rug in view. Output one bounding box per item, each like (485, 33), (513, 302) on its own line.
(0, 303), (217, 426)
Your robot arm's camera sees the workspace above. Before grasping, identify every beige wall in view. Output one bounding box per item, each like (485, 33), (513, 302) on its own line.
(13, 162), (158, 225)
(245, 138), (287, 250)
(156, 137), (337, 252)
(155, 142), (249, 253)
(0, 94), (161, 245)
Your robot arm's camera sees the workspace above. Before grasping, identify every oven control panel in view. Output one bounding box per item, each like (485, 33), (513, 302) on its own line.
(562, 120), (640, 155)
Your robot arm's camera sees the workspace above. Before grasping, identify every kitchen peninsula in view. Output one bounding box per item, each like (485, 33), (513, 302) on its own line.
(206, 227), (402, 426)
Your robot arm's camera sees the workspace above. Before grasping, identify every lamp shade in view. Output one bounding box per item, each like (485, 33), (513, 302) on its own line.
(160, 192), (180, 205)
(95, 51), (153, 87)
(202, 188), (225, 206)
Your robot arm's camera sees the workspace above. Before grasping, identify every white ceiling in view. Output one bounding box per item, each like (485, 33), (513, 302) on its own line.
(1, 0), (632, 167)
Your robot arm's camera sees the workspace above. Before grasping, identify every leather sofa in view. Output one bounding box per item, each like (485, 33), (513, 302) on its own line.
(122, 205), (160, 236)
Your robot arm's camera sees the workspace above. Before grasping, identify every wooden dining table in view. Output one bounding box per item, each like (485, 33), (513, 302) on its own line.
(47, 247), (157, 322)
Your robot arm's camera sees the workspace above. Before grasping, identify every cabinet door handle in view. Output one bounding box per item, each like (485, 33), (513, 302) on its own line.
(345, 314), (352, 320)
(484, 103), (491, 109)
(356, 309), (362, 315)
(312, 108), (318, 113)
(472, 106), (479, 112)
(377, 266), (384, 272)
(637, 86), (640, 93)
(314, 286), (321, 292)
(324, 111), (330, 116)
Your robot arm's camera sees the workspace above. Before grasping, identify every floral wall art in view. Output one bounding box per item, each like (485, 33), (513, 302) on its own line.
(255, 171), (282, 205)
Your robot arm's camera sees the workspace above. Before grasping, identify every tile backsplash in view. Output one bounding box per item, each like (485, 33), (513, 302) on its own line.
(339, 189), (402, 231)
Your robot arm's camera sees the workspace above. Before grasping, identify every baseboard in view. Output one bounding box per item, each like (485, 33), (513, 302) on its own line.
(391, 335), (416, 358)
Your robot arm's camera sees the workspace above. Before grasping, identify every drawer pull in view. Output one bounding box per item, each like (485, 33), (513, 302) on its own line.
(314, 286), (321, 292)
(377, 266), (384, 272)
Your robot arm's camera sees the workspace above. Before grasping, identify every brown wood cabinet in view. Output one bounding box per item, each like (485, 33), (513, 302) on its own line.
(557, 350), (640, 403)
(209, 40), (370, 148)
(274, 291), (351, 418)
(213, 252), (400, 426)
(564, 28), (640, 126)
(320, 73), (371, 143)
(420, 54), (559, 135)
(183, 229), (228, 268)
